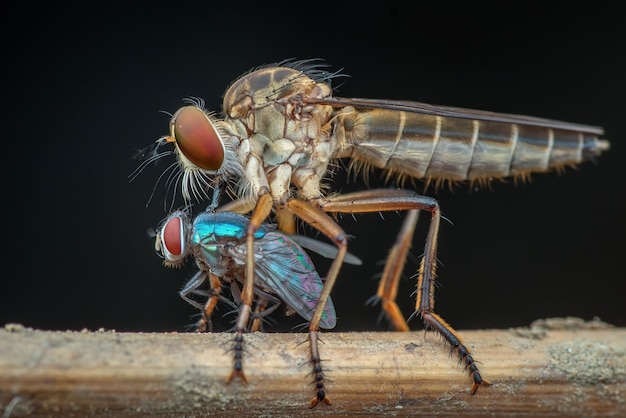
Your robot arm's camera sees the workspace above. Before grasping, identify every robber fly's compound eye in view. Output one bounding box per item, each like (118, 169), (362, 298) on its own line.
(169, 106), (225, 171)
(156, 212), (187, 264)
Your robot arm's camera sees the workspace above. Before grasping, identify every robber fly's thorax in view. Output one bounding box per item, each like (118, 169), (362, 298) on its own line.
(223, 67), (337, 203)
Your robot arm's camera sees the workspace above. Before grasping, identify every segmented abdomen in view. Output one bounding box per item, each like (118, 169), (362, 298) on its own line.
(336, 109), (609, 181)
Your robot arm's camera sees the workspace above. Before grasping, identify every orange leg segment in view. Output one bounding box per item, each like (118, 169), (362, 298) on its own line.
(179, 271), (224, 332)
(374, 208), (419, 332)
(318, 189), (489, 395)
(224, 188), (488, 405)
(226, 189), (274, 385)
(286, 198), (349, 408)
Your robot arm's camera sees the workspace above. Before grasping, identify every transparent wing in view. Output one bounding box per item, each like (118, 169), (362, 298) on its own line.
(304, 96), (605, 134)
(230, 232), (336, 329)
(288, 234), (362, 266)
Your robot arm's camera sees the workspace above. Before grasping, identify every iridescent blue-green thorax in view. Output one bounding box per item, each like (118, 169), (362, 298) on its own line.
(192, 212), (268, 267)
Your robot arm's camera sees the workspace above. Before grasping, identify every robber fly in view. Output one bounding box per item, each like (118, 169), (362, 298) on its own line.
(138, 59), (610, 407)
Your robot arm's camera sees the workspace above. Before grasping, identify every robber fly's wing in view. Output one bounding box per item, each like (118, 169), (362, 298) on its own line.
(305, 96), (605, 134)
(288, 234), (362, 266)
(231, 232), (336, 329)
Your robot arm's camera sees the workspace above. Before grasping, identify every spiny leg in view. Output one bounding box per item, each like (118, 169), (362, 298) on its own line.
(287, 198), (348, 408)
(411, 199), (489, 393)
(419, 312), (490, 393)
(227, 190), (274, 384)
(227, 304), (250, 384)
(319, 188), (489, 394)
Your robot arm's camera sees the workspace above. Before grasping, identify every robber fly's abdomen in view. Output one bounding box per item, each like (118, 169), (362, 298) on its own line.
(335, 109), (610, 181)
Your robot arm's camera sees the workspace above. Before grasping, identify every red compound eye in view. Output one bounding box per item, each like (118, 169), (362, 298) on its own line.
(170, 106), (225, 171)
(160, 214), (184, 259)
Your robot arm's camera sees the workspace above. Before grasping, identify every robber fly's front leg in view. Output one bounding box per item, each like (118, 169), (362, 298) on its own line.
(226, 190), (274, 384)
(318, 189), (489, 394)
(223, 187), (349, 406)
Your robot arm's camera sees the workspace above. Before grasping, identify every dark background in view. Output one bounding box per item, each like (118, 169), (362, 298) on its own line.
(1, 2), (624, 333)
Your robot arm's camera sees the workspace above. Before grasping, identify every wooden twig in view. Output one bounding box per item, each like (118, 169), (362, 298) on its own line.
(1, 319), (624, 417)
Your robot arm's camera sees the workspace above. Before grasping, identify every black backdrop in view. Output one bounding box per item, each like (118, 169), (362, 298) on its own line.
(2, 2), (624, 333)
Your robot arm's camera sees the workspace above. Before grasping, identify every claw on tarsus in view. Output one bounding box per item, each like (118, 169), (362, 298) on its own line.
(470, 372), (491, 394)
(309, 390), (332, 408)
(227, 369), (248, 385)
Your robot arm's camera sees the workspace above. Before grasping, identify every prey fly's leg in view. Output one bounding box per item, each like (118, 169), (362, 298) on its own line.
(179, 271), (224, 332)
(197, 272), (225, 332)
(372, 208), (419, 332)
(318, 189), (489, 395)
(251, 298), (268, 332)
(286, 198), (349, 408)
(228, 283), (282, 332)
(250, 292), (283, 332)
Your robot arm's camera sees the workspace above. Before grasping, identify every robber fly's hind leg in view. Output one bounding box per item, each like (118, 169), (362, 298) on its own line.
(372, 208), (419, 332)
(321, 189), (489, 394)
(410, 199), (490, 393)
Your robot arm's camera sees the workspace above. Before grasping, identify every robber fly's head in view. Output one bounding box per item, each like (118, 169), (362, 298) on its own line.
(155, 210), (191, 267)
(166, 98), (243, 201)
(168, 101), (225, 172)
(136, 98), (244, 206)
